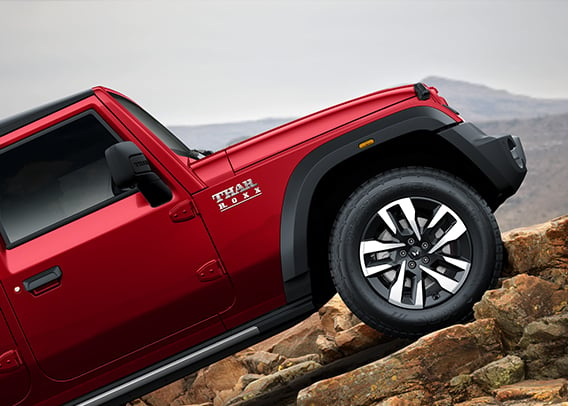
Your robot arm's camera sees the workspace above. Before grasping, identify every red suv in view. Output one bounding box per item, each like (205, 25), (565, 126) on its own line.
(0, 83), (526, 405)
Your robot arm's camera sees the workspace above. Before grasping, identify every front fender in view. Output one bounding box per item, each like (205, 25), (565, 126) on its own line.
(280, 106), (457, 302)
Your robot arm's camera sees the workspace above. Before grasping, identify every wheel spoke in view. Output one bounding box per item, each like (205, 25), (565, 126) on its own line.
(426, 205), (449, 229)
(442, 255), (471, 271)
(413, 275), (424, 308)
(361, 240), (405, 255)
(399, 198), (422, 241)
(378, 206), (397, 235)
(427, 220), (467, 254)
(388, 261), (406, 305)
(420, 265), (459, 293)
(362, 263), (395, 277)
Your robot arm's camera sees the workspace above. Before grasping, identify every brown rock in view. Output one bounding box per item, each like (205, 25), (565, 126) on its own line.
(448, 374), (486, 403)
(140, 379), (186, 405)
(318, 294), (359, 335)
(502, 215), (568, 284)
(249, 313), (325, 359)
(471, 355), (525, 391)
(494, 379), (568, 403)
(374, 390), (429, 405)
(454, 397), (499, 406)
(520, 312), (568, 379)
(242, 351), (284, 374)
(315, 334), (342, 363)
(473, 274), (568, 344)
(335, 322), (388, 356)
(297, 319), (504, 406)
(234, 374), (263, 392)
(186, 356), (247, 405)
(226, 361), (322, 406)
(277, 353), (320, 371)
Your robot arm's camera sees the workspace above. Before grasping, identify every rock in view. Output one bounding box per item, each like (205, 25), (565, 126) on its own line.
(318, 294), (360, 335)
(249, 313), (325, 359)
(234, 374), (263, 393)
(471, 355), (525, 391)
(315, 334), (341, 363)
(454, 397), (500, 406)
(448, 374), (485, 403)
(473, 274), (568, 345)
(242, 351), (284, 374)
(502, 215), (568, 285)
(185, 356), (247, 405)
(277, 353), (320, 371)
(520, 312), (568, 379)
(335, 322), (389, 356)
(494, 379), (568, 403)
(226, 361), (322, 405)
(140, 379), (186, 405)
(375, 390), (429, 405)
(296, 319), (504, 406)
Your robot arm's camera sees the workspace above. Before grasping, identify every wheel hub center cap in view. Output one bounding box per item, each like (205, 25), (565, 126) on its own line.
(409, 246), (421, 258)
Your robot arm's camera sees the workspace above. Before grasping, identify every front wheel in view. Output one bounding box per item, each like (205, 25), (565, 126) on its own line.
(329, 167), (502, 337)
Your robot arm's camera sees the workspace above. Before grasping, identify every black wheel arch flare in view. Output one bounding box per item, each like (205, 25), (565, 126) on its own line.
(279, 106), (460, 303)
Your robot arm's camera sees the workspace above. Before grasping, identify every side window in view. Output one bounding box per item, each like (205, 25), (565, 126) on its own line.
(0, 111), (123, 247)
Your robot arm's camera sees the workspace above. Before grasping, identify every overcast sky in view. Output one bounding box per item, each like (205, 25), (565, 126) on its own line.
(1, 0), (567, 125)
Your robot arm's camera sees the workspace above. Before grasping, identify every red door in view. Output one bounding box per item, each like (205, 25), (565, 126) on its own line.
(0, 107), (234, 381)
(0, 290), (30, 405)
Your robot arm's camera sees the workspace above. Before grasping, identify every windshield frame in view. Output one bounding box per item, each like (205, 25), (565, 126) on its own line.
(110, 93), (192, 158)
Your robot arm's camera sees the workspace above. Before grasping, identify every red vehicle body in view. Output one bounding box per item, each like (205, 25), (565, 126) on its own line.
(0, 83), (526, 405)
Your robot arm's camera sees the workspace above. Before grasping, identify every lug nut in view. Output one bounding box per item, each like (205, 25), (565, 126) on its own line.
(408, 238), (415, 245)
(422, 257), (430, 264)
(400, 250), (407, 257)
(421, 242), (429, 249)
(408, 261), (416, 269)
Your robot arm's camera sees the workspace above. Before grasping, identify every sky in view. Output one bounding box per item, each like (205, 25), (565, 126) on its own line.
(1, 0), (567, 125)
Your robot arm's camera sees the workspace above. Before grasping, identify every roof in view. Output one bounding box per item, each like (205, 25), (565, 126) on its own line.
(0, 89), (94, 137)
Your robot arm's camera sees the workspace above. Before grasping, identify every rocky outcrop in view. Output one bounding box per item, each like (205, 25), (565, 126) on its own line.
(298, 215), (568, 406)
(133, 215), (567, 406)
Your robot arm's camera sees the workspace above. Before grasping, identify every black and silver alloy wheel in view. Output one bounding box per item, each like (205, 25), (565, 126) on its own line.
(329, 167), (502, 337)
(360, 197), (472, 310)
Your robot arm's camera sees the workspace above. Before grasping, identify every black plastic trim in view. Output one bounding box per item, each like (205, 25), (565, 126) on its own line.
(438, 122), (527, 205)
(67, 297), (315, 406)
(0, 90), (94, 137)
(414, 83), (431, 100)
(280, 106), (456, 302)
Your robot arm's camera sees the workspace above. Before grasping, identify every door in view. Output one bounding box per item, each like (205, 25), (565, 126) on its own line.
(0, 108), (234, 380)
(0, 288), (30, 406)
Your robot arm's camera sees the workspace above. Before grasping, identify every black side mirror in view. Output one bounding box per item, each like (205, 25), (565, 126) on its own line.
(105, 141), (172, 207)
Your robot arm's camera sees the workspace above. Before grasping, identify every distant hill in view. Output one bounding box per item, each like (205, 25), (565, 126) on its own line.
(169, 117), (294, 152)
(478, 113), (568, 230)
(423, 76), (568, 122)
(166, 78), (567, 231)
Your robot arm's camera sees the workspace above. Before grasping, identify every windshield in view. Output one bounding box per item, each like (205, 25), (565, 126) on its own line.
(110, 93), (193, 158)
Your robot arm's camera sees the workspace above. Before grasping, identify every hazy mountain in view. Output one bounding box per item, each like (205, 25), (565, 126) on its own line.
(423, 76), (568, 122)
(169, 117), (294, 152)
(165, 78), (567, 231)
(479, 113), (568, 230)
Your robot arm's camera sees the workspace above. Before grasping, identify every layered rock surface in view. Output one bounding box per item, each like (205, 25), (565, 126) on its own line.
(132, 215), (568, 406)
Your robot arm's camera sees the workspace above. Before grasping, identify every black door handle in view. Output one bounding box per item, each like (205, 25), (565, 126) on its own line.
(23, 266), (62, 295)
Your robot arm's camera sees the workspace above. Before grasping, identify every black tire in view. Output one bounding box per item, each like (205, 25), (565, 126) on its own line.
(329, 167), (502, 337)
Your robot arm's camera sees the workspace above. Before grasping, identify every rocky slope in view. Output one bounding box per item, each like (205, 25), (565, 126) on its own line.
(132, 214), (568, 406)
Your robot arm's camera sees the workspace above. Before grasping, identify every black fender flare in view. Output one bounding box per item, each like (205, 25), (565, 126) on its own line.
(279, 106), (456, 302)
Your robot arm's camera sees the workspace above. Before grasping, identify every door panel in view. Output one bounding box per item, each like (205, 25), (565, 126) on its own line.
(4, 192), (234, 380)
(0, 287), (30, 405)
